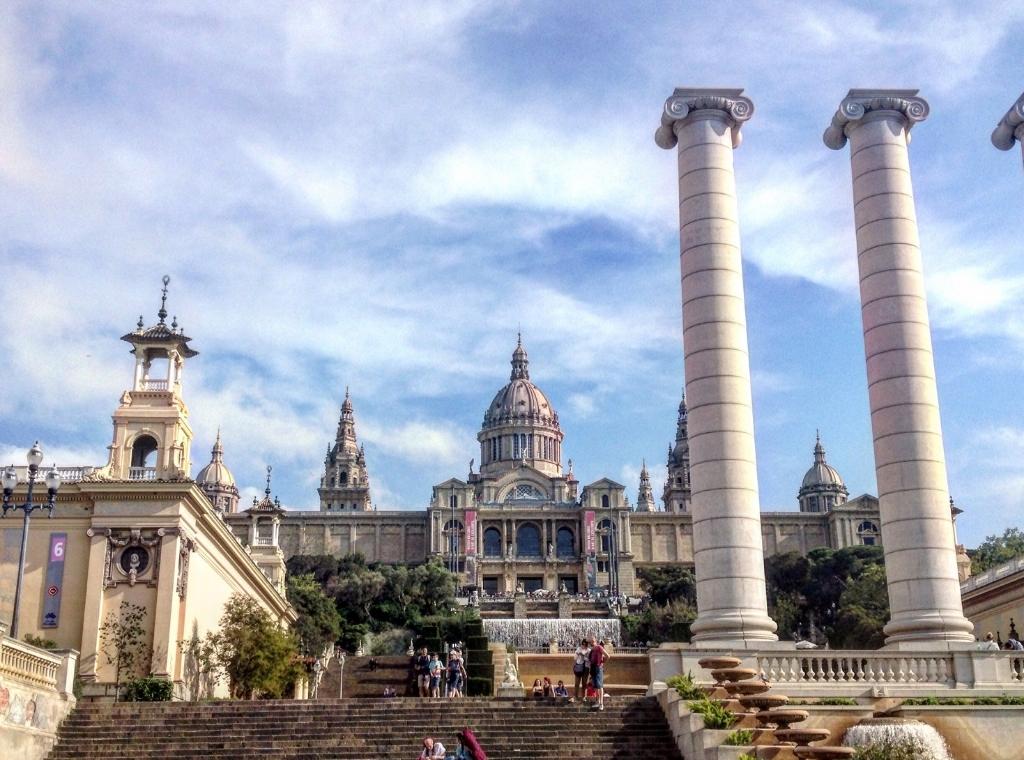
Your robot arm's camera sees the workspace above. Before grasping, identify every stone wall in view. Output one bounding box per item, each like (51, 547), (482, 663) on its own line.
(0, 630), (78, 760)
(515, 652), (649, 694)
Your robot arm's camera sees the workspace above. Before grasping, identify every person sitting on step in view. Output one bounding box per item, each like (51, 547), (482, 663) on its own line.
(531, 678), (544, 698)
(542, 676), (553, 698)
(419, 737), (446, 759)
(553, 680), (569, 699)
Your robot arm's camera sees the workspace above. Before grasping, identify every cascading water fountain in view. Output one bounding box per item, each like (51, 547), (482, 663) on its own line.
(844, 718), (954, 760)
(482, 618), (622, 649)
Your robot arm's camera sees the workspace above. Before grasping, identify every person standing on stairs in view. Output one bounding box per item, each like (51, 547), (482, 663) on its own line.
(429, 652), (443, 698)
(416, 647), (431, 697)
(587, 635), (609, 711)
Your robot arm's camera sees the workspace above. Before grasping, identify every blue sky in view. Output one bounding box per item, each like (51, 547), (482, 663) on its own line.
(1, 1), (1022, 548)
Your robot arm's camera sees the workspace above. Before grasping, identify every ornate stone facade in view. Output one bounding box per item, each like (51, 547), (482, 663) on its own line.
(221, 339), (891, 598)
(318, 389), (372, 512)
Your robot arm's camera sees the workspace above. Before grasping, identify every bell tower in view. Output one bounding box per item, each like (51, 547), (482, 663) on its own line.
(100, 276), (198, 481)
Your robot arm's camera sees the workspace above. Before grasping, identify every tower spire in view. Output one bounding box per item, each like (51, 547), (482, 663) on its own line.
(637, 458), (657, 512)
(158, 275), (170, 325)
(265, 465), (272, 497)
(510, 335), (529, 380)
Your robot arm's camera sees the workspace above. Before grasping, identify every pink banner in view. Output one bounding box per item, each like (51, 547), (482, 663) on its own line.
(465, 510), (477, 555)
(584, 510), (596, 555)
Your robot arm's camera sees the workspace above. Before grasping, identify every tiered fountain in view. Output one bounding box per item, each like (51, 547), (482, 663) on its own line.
(697, 656), (855, 759)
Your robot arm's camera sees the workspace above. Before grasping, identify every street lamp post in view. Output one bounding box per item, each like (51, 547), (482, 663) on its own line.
(596, 525), (619, 600)
(2, 442), (61, 639)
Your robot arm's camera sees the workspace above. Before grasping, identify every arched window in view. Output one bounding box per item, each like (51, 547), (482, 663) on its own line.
(598, 518), (616, 554)
(517, 524), (541, 557)
(601, 494), (610, 509)
(857, 521), (880, 546)
(444, 519), (464, 555)
(483, 528), (502, 557)
(556, 527), (575, 558)
(340, 471), (348, 485)
(130, 434), (158, 468)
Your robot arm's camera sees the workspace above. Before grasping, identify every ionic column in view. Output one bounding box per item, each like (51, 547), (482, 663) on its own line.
(655, 88), (777, 645)
(992, 91), (1024, 168)
(824, 89), (974, 647)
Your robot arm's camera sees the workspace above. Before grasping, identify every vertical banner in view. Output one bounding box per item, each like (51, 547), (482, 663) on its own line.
(464, 510), (477, 555)
(42, 533), (67, 629)
(584, 510), (596, 556)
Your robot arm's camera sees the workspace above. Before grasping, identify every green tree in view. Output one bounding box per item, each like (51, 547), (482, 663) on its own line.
(636, 566), (697, 606)
(971, 528), (1024, 574)
(287, 574), (342, 661)
(212, 594), (302, 699)
(832, 563), (889, 649)
(622, 600), (696, 644)
(409, 558), (457, 616)
(98, 600), (150, 701)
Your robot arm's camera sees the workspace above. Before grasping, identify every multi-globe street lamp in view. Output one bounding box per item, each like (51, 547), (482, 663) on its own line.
(2, 442), (61, 638)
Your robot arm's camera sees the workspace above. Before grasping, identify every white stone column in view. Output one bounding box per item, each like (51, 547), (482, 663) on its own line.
(655, 88), (777, 645)
(992, 92), (1024, 168)
(824, 89), (975, 647)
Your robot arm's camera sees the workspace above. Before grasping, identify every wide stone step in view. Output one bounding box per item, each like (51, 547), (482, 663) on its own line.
(47, 696), (682, 760)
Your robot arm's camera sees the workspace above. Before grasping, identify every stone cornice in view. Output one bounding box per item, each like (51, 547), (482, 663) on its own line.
(992, 91), (1024, 153)
(823, 89), (929, 150)
(655, 88), (754, 150)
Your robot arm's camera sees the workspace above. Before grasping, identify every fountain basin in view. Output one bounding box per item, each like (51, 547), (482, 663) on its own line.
(794, 748), (855, 759)
(698, 656), (742, 672)
(710, 667), (758, 683)
(725, 680), (771, 696)
(775, 728), (831, 746)
(756, 708), (809, 728)
(739, 692), (789, 711)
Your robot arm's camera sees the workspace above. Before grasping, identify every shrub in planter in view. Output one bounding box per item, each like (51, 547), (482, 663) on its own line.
(123, 677), (173, 702)
(688, 698), (737, 729)
(724, 729), (754, 746)
(666, 672), (705, 700)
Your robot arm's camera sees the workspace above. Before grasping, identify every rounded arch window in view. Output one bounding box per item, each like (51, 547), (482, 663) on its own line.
(598, 518), (616, 554)
(130, 434), (158, 468)
(483, 527), (502, 557)
(556, 526), (575, 558)
(601, 494), (610, 509)
(857, 521), (880, 546)
(444, 519), (464, 554)
(516, 524), (542, 557)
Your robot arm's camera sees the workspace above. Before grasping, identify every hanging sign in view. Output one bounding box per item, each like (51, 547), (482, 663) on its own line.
(584, 510), (597, 556)
(464, 510), (477, 555)
(41, 533), (67, 629)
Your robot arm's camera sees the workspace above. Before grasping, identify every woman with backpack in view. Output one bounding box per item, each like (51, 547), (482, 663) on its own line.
(571, 638), (591, 702)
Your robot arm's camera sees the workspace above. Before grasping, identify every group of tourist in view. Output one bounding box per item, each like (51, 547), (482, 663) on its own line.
(527, 635), (610, 710)
(418, 729), (486, 760)
(412, 646), (468, 698)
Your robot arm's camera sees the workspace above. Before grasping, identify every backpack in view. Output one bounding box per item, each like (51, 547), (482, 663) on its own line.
(573, 649), (588, 673)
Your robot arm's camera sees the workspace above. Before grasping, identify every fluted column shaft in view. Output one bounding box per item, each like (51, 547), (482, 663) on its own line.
(824, 90), (974, 647)
(656, 89), (777, 645)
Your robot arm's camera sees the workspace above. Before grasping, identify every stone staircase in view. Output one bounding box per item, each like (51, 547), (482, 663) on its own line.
(318, 655), (415, 699)
(46, 696), (682, 759)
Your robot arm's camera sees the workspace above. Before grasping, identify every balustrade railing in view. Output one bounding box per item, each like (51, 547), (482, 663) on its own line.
(128, 466), (157, 481)
(141, 379), (169, 390)
(2, 465), (95, 482)
(0, 636), (61, 689)
(757, 652), (956, 687)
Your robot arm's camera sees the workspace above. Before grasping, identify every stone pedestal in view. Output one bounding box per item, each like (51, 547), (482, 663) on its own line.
(513, 593), (527, 619)
(824, 90), (974, 647)
(655, 88), (777, 647)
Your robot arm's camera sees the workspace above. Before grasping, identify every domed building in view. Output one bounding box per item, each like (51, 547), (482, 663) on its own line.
(196, 430), (240, 515)
(797, 433), (849, 513)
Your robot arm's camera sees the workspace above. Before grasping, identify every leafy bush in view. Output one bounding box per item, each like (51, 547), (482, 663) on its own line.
(818, 697), (858, 705)
(369, 628), (413, 656)
(902, 695), (1024, 706)
(122, 677), (173, 702)
(852, 735), (933, 760)
(666, 672), (705, 700)
(621, 600), (696, 644)
(723, 728), (754, 745)
(737, 755), (756, 760)
(23, 633), (57, 650)
(688, 698), (737, 729)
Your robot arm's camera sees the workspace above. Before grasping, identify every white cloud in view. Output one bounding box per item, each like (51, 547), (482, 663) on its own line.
(359, 420), (472, 471)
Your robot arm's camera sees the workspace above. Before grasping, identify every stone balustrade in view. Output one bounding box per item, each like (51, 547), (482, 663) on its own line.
(960, 556), (1024, 593)
(0, 628), (79, 760)
(650, 644), (1024, 698)
(0, 635), (62, 689)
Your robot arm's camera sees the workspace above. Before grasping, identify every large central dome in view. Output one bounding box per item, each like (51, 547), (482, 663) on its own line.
(478, 337), (563, 478)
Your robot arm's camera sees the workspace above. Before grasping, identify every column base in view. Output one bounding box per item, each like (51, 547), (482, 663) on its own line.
(691, 610), (779, 648)
(883, 612), (976, 650)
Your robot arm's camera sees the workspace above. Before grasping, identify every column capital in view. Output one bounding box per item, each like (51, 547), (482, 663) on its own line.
(655, 88), (754, 150)
(823, 89), (929, 150)
(992, 91), (1024, 152)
